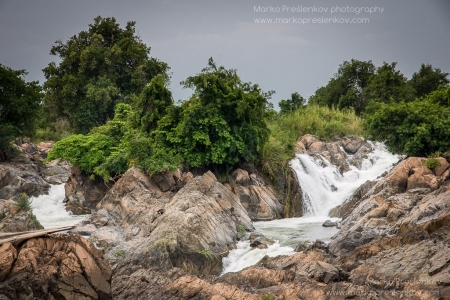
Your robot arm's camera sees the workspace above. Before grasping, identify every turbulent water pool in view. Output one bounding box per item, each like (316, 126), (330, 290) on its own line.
(30, 184), (88, 229)
(222, 142), (401, 275)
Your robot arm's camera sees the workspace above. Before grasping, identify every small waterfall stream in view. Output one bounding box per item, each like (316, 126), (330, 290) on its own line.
(221, 142), (400, 274)
(30, 184), (88, 229)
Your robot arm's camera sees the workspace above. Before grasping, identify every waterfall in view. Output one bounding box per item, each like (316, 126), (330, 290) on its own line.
(30, 184), (88, 229)
(221, 141), (400, 275)
(290, 142), (400, 216)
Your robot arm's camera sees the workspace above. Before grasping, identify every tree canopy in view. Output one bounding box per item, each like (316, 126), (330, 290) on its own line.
(0, 64), (42, 160)
(154, 58), (272, 170)
(408, 63), (449, 98)
(279, 92), (305, 113)
(43, 16), (169, 134)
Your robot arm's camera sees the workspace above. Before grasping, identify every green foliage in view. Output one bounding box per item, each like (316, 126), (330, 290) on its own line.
(135, 74), (174, 133)
(43, 16), (169, 134)
(409, 63), (449, 98)
(309, 59), (375, 115)
(424, 158), (440, 170)
(114, 249), (125, 257)
(262, 295), (276, 300)
(279, 92), (305, 113)
(261, 105), (363, 179)
(0, 64), (43, 160)
(16, 193), (33, 212)
(0, 213), (5, 222)
(47, 103), (180, 180)
(237, 224), (246, 235)
(363, 62), (415, 104)
(154, 58), (271, 170)
(197, 248), (215, 259)
(363, 95), (450, 156)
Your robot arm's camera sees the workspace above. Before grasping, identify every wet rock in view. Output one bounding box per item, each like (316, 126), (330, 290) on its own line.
(322, 220), (338, 227)
(339, 137), (365, 154)
(249, 232), (275, 249)
(349, 143), (374, 169)
(42, 159), (71, 184)
(0, 234), (111, 300)
(294, 240), (313, 252)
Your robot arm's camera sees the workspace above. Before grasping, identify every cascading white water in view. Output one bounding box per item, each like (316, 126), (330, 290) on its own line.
(221, 142), (400, 275)
(290, 142), (400, 216)
(30, 184), (88, 229)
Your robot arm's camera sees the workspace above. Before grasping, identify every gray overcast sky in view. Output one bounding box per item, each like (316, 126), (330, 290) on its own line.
(1, 0), (449, 107)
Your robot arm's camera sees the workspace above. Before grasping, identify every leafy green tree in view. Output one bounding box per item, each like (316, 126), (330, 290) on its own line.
(279, 92), (305, 113)
(0, 64), (42, 160)
(409, 63), (449, 98)
(135, 74), (173, 133)
(363, 62), (415, 104)
(154, 58), (271, 170)
(43, 16), (169, 134)
(308, 59), (375, 114)
(364, 95), (450, 156)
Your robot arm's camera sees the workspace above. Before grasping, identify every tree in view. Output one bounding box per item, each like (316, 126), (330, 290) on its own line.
(363, 62), (415, 104)
(279, 92), (305, 113)
(308, 59), (375, 114)
(0, 64), (42, 160)
(409, 63), (449, 98)
(43, 16), (169, 134)
(135, 74), (173, 133)
(154, 58), (272, 170)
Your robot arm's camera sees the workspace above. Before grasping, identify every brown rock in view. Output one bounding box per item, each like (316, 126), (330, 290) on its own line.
(0, 243), (17, 281)
(0, 234), (111, 300)
(435, 157), (450, 176)
(64, 166), (113, 214)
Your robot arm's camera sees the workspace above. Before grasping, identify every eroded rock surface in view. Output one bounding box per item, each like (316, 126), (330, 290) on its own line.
(229, 169), (284, 221)
(0, 234), (111, 300)
(74, 169), (253, 276)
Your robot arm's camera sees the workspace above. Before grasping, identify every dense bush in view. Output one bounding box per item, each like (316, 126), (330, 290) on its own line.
(363, 88), (450, 156)
(154, 58), (272, 171)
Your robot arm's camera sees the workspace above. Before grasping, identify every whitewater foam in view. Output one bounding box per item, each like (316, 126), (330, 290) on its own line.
(30, 184), (88, 229)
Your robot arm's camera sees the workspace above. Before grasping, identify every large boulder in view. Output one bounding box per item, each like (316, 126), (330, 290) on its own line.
(64, 166), (113, 214)
(0, 234), (111, 300)
(75, 169), (254, 276)
(230, 169), (284, 221)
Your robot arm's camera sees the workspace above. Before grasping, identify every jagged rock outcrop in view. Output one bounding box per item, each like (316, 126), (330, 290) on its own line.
(0, 163), (49, 200)
(0, 234), (111, 300)
(229, 169), (284, 221)
(298, 134), (350, 173)
(329, 157), (450, 256)
(64, 166), (113, 214)
(74, 169), (254, 276)
(329, 180), (377, 218)
(0, 199), (42, 232)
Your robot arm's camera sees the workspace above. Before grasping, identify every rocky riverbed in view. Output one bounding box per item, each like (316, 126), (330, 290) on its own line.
(1, 137), (450, 299)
